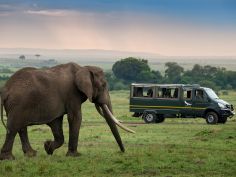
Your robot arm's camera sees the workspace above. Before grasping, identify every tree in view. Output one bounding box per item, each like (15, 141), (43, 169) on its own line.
(35, 54), (41, 59)
(164, 62), (184, 83)
(182, 64), (229, 89)
(19, 55), (25, 60)
(199, 80), (218, 91)
(112, 57), (151, 82)
(226, 71), (236, 89)
(181, 64), (204, 84)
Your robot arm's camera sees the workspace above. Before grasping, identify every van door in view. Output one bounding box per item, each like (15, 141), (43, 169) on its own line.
(181, 88), (194, 117)
(192, 89), (208, 117)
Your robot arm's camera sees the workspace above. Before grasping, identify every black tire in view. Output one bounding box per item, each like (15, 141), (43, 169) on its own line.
(143, 112), (156, 123)
(218, 117), (227, 124)
(205, 111), (218, 124)
(155, 114), (165, 123)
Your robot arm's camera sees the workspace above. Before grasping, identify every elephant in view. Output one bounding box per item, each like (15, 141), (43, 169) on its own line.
(0, 62), (134, 160)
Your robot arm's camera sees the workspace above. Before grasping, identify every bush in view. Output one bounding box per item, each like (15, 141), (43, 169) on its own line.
(112, 81), (128, 90)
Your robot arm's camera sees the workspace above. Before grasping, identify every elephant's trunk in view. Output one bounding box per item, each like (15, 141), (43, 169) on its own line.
(95, 104), (104, 117)
(100, 104), (125, 152)
(96, 104), (134, 152)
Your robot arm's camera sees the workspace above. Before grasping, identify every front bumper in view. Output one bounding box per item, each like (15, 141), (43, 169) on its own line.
(220, 109), (235, 118)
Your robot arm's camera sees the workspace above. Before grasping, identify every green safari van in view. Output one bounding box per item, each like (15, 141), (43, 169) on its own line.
(130, 83), (235, 124)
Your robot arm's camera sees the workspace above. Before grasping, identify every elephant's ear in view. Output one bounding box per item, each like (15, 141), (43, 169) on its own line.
(75, 68), (93, 102)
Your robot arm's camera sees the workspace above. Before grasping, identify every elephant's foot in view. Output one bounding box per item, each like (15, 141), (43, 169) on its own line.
(44, 140), (54, 155)
(66, 150), (81, 157)
(24, 149), (37, 157)
(0, 152), (15, 160)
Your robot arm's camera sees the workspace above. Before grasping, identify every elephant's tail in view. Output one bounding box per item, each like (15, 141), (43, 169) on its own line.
(0, 95), (8, 132)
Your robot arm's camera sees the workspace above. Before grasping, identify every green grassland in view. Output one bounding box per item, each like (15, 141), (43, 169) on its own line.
(0, 90), (235, 177)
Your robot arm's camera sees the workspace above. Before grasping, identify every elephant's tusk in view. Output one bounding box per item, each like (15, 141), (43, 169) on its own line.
(102, 104), (135, 134)
(96, 104), (123, 123)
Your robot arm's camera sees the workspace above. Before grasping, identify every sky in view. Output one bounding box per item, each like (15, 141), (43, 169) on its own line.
(0, 0), (236, 56)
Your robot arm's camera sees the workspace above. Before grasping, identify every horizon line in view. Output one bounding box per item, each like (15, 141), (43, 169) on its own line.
(1, 47), (236, 58)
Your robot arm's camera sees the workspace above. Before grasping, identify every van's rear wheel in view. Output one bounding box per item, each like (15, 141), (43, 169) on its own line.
(218, 117), (227, 124)
(155, 114), (165, 123)
(143, 113), (156, 123)
(205, 112), (218, 124)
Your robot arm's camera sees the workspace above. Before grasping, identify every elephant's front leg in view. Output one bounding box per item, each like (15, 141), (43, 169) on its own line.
(66, 110), (82, 157)
(44, 116), (64, 155)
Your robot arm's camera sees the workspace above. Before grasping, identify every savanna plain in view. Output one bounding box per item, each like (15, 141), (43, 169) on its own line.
(0, 90), (235, 177)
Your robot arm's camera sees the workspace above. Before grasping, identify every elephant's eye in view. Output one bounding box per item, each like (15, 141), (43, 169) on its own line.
(102, 81), (107, 88)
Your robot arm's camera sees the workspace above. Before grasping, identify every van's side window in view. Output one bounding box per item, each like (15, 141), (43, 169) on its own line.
(156, 88), (161, 98)
(184, 90), (192, 100)
(173, 88), (179, 98)
(133, 87), (143, 97)
(133, 87), (154, 98)
(156, 87), (179, 99)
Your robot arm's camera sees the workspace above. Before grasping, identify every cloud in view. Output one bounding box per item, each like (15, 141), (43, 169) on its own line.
(24, 10), (68, 17)
(0, 4), (19, 16)
(0, 3), (23, 11)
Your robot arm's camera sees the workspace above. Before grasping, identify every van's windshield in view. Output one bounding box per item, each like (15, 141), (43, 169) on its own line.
(205, 88), (219, 99)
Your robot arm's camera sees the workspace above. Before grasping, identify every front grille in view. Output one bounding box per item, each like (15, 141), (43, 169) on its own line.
(226, 104), (234, 111)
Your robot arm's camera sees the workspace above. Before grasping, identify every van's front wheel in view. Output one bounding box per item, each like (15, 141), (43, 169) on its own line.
(143, 113), (156, 123)
(205, 112), (218, 124)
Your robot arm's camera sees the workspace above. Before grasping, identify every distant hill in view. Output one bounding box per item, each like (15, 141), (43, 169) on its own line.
(0, 48), (235, 71)
(0, 48), (161, 61)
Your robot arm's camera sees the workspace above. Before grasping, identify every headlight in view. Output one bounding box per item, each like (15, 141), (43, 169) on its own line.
(218, 103), (226, 109)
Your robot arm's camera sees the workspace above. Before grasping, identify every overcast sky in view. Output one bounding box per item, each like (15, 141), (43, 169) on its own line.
(0, 0), (235, 56)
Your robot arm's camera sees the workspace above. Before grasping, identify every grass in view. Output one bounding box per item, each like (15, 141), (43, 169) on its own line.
(0, 90), (235, 177)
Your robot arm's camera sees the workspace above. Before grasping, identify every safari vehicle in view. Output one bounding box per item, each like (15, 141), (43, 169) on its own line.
(130, 83), (235, 124)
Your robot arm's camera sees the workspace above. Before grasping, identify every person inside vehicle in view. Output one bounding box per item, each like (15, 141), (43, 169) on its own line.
(162, 88), (167, 98)
(147, 88), (153, 97)
(166, 89), (171, 98)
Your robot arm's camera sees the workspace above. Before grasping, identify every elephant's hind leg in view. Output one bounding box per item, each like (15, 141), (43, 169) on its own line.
(0, 130), (17, 160)
(18, 127), (37, 157)
(44, 116), (64, 155)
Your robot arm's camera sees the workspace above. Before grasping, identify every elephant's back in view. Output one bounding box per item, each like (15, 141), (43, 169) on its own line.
(4, 67), (60, 93)
(5, 67), (36, 89)
(3, 67), (37, 104)
(3, 68), (65, 123)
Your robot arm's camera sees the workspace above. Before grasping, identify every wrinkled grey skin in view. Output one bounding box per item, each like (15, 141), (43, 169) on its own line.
(0, 63), (124, 160)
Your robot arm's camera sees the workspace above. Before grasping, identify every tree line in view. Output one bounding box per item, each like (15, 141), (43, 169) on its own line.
(0, 58), (235, 91)
(106, 57), (236, 91)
